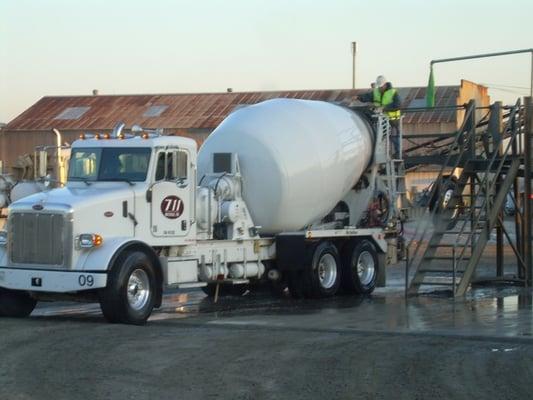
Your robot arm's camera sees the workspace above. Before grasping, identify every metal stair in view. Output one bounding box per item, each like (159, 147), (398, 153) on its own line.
(386, 158), (408, 219)
(385, 118), (409, 220)
(406, 100), (524, 296)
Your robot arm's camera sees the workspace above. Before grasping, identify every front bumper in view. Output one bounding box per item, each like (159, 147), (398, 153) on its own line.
(0, 268), (107, 293)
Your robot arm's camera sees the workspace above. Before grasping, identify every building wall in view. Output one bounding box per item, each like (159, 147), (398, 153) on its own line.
(402, 122), (456, 154)
(456, 79), (490, 129)
(0, 129), (79, 179)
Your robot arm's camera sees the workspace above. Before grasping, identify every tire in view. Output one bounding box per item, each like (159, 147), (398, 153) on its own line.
(304, 241), (341, 298)
(429, 177), (463, 230)
(99, 251), (158, 325)
(341, 239), (379, 295)
(0, 288), (37, 318)
(202, 283), (248, 298)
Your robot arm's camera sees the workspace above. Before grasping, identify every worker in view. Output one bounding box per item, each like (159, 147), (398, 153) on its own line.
(358, 75), (402, 158)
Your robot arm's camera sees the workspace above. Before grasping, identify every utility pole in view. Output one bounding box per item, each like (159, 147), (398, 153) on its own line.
(351, 42), (357, 89)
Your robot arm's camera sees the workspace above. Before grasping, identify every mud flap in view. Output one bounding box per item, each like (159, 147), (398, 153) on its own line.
(377, 253), (386, 287)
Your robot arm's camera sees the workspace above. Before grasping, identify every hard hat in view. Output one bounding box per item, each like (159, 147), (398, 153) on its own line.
(375, 75), (387, 88)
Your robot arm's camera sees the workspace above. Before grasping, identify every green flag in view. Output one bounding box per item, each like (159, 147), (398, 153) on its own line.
(426, 65), (435, 107)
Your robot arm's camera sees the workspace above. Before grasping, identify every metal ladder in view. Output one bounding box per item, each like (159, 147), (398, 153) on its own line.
(384, 117), (408, 220)
(406, 100), (524, 296)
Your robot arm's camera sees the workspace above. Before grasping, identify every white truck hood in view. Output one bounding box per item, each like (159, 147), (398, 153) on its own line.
(10, 185), (134, 212)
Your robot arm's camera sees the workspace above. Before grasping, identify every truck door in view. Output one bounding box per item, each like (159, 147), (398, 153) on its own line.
(150, 148), (191, 237)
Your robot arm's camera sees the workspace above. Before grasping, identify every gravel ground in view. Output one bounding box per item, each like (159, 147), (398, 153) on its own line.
(1, 315), (532, 400)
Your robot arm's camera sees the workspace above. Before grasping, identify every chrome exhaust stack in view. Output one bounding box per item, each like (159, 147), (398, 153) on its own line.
(112, 122), (126, 138)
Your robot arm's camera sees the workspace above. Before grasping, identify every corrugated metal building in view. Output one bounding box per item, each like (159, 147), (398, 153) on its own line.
(0, 80), (489, 180)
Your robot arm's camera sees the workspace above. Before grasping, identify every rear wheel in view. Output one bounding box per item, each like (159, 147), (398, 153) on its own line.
(341, 240), (379, 294)
(0, 288), (36, 318)
(99, 251), (158, 325)
(304, 241), (341, 298)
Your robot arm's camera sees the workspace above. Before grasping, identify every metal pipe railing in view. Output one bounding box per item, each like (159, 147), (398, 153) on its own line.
(405, 101), (477, 282)
(439, 100), (522, 274)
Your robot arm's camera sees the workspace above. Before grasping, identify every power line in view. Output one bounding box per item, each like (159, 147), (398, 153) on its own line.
(486, 86), (528, 95)
(481, 82), (530, 90)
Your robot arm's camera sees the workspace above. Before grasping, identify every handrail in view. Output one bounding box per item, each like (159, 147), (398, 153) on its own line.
(405, 101), (477, 275)
(445, 100), (522, 271)
(404, 110), (514, 158)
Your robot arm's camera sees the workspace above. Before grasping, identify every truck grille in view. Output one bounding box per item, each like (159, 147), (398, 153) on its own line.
(9, 212), (71, 268)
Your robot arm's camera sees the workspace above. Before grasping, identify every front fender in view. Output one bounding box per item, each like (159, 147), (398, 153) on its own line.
(77, 237), (137, 272)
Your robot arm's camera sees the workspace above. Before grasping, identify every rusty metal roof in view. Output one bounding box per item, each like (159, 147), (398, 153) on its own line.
(5, 87), (460, 131)
(399, 86), (460, 125)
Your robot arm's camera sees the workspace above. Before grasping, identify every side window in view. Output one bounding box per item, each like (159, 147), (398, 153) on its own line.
(176, 150), (188, 180)
(155, 150), (188, 182)
(155, 152), (166, 181)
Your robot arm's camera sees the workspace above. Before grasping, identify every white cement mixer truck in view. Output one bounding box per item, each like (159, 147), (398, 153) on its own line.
(0, 99), (403, 324)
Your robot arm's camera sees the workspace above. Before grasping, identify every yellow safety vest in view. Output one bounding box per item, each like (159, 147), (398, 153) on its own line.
(373, 88), (401, 120)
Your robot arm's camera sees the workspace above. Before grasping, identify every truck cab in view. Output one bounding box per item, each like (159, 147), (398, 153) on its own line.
(67, 132), (198, 247)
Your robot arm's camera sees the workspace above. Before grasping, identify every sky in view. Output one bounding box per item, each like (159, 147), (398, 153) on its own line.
(1, 0), (532, 122)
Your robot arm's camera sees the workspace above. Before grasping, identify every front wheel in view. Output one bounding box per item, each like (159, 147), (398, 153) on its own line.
(0, 288), (37, 317)
(341, 240), (379, 295)
(99, 251), (158, 325)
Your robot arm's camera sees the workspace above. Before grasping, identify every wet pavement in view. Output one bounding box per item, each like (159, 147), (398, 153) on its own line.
(5, 253), (533, 400)
(31, 267), (533, 342)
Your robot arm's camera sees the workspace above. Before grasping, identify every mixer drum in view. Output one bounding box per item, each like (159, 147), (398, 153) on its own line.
(197, 99), (374, 234)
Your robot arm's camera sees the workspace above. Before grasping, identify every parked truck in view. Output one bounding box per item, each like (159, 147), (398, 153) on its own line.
(0, 99), (402, 324)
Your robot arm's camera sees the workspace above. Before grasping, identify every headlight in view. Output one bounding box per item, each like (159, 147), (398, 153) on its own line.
(78, 233), (103, 249)
(0, 231), (6, 246)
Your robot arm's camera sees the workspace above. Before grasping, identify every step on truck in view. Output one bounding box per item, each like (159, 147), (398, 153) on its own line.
(0, 99), (403, 324)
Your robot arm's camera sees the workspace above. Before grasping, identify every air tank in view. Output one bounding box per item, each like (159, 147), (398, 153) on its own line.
(197, 99), (374, 234)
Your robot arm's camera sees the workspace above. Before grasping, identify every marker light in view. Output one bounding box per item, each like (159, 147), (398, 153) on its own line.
(79, 134), (86, 140)
(79, 233), (103, 249)
(94, 134), (100, 140)
(103, 133), (110, 139)
(0, 231), (7, 246)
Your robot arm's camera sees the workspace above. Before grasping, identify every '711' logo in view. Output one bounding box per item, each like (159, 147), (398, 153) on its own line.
(160, 195), (184, 219)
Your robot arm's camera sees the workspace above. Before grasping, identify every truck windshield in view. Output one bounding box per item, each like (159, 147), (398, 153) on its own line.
(68, 147), (151, 182)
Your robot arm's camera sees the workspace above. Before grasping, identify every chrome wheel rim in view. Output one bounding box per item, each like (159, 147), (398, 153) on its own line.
(317, 253), (337, 289)
(442, 189), (454, 208)
(127, 269), (150, 311)
(357, 251), (375, 286)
